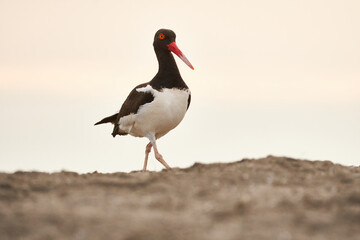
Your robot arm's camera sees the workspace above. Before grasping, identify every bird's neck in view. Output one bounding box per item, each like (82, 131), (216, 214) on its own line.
(151, 48), (188, 90)
(155, 49), (181, 76)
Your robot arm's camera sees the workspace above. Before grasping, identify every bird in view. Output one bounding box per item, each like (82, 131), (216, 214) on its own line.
(94, 29), (194, 171)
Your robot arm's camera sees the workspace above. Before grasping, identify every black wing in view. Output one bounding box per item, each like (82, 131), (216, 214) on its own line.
(187, 94), (191, 110)
(111, 82), (154, 137)
(94, 113), (117, 125)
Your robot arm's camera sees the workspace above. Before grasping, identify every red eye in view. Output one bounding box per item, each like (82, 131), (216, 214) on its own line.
(158, 33), (165, 40)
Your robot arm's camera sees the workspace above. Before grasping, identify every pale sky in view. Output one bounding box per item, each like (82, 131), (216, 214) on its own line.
(1, 0), (359, 172)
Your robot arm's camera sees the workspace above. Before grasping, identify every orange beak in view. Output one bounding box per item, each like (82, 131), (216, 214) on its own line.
(167, 42), (194, 70)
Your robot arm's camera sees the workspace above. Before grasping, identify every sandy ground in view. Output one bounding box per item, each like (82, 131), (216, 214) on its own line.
(0, 156), (359, 240)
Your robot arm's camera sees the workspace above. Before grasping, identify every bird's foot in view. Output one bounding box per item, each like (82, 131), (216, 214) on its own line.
(154, 152), (171, 169)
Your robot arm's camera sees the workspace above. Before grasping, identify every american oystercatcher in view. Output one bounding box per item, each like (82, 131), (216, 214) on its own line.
(95, 29), (194, 171)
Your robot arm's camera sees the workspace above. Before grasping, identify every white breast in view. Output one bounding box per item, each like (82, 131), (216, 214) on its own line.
(119, 85), (190, 139)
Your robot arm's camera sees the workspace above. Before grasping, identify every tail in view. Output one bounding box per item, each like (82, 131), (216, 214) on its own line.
(111, 123), (128, 137)
(94, 113), (118, 126)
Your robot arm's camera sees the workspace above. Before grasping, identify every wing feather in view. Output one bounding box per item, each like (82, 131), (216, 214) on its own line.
(111, 83), (154, 137)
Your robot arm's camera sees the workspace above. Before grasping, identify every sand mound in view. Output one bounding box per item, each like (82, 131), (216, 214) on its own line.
(0, 156), (359, 240)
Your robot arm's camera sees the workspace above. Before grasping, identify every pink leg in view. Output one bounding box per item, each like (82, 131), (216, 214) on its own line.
(143, 142), (152, 171)
(152, 142), (171, 169)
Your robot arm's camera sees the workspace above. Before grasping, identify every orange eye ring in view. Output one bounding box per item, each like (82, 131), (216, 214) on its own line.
(158, 33), (165, 40)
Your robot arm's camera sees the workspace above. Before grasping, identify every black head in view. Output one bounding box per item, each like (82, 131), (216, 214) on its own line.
(153, 29), (176, 50)
(153, 29), (194, 70)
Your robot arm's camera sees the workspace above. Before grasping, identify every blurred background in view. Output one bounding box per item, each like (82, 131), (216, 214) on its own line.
(1, 0), (359, 172)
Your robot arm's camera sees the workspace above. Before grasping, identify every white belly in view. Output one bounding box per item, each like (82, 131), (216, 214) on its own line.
(119, 87), (190, 139)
